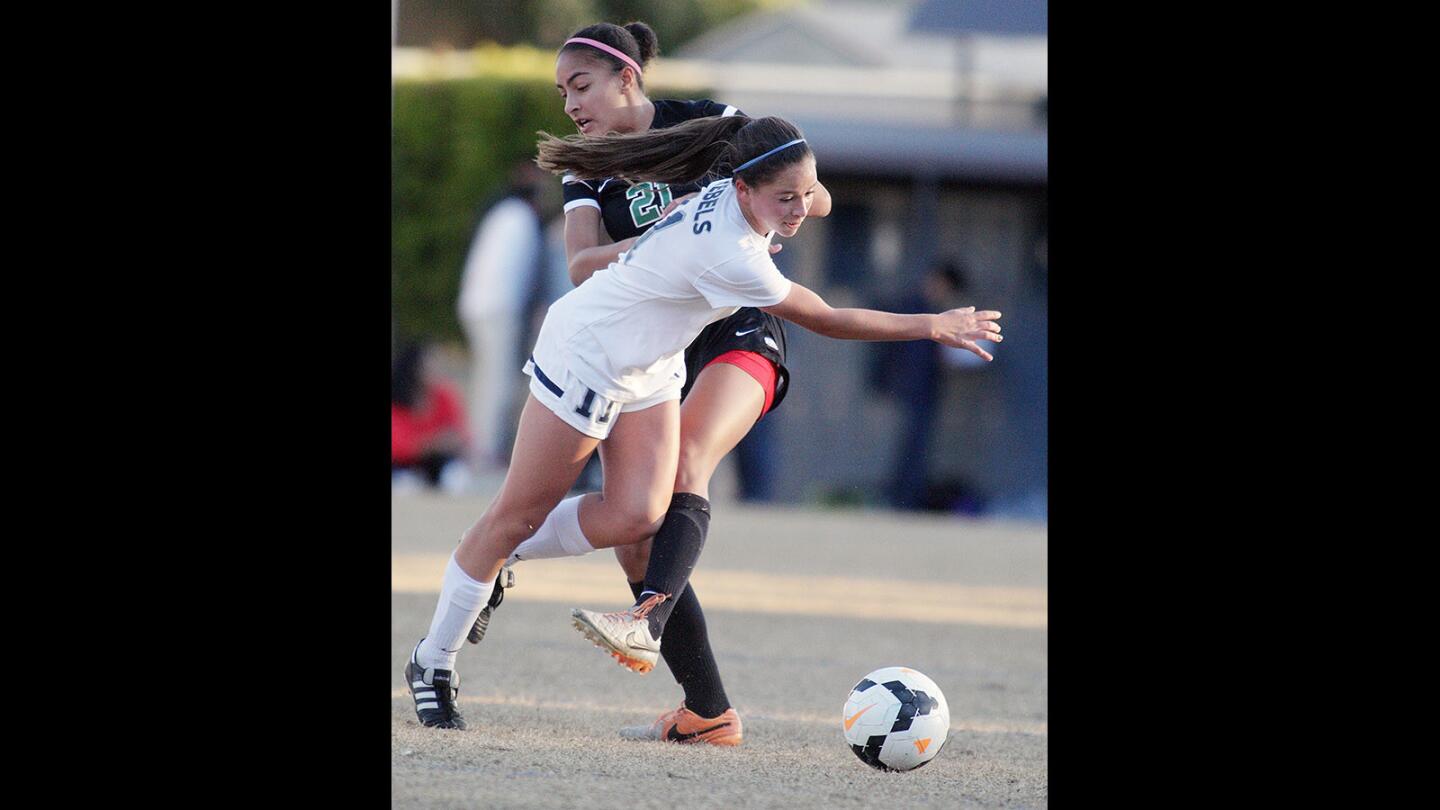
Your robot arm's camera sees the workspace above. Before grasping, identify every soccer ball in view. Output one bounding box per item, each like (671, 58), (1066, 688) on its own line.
(842, 666), (951, 772)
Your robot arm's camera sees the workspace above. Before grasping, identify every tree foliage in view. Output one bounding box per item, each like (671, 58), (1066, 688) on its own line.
(392, 77), (570, 341)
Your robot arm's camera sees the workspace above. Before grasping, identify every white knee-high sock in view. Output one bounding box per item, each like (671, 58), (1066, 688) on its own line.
(507, 495), (595, 564)
(415, 553), (496, 671)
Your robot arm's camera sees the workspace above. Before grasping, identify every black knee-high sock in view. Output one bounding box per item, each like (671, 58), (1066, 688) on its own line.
(629, 580), (731, 718)
(637, 492), (710, 637)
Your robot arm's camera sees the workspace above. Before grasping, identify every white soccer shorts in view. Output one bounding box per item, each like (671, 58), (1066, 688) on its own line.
(522, 355), (680, 440)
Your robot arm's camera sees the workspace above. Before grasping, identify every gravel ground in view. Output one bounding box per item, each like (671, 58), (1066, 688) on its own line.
(392, 489), (1047, 809)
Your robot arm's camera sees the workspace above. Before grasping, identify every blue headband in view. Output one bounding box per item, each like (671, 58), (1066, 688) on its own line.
(733, 138), (807, 174)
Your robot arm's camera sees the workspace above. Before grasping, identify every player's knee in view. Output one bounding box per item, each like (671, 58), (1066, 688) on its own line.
(644, 492), (673, 531)
(627, 511), (667, 544)
(614, 499), (667, 543)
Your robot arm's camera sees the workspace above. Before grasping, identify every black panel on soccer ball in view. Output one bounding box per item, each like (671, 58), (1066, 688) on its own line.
(881, 680), (915, 705)
(849, 735), (899, 772)
(891, 699), (917, 732)
(881, 682), (938, 733)
(912, 691), (938, 715)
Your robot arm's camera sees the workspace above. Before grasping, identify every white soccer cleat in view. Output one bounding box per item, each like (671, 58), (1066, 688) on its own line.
(570, 593), (666, 674)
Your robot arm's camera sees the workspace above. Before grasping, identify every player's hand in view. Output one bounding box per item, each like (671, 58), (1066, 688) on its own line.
(931, 307), (1002, 361)
(660, 192), (698, 217)
(769, 243), (783, 255)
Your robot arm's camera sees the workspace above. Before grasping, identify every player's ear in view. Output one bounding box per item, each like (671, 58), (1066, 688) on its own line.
(620, 66), (638, 93)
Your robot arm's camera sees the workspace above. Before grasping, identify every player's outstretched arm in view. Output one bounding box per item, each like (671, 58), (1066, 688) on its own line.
(762, 282), (1002, 361)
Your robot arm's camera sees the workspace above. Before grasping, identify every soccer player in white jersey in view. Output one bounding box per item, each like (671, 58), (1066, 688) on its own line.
(404, 114), (1002, 735)
(472, 19), (833, 747)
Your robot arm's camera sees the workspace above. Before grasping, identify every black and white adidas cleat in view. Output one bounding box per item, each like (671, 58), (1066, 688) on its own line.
(405, 646), (466, 730)
(467, 566), (514, 644)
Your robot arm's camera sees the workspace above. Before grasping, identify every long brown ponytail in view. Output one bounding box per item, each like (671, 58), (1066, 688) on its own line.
(536, 115), (812, 187)
(537, 115), (748, 185)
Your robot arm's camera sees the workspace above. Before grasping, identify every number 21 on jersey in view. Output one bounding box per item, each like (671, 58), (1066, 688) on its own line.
(627, 182), (673, 228)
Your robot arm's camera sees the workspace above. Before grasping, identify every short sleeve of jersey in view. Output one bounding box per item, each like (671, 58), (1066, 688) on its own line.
(562, 175), (601, 214)
(693, 252), (793, 310)
(652, 99), (743, 127)
(704, 100), (743, 119)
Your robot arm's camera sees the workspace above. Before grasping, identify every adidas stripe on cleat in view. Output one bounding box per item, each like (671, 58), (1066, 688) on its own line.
(619, 705), (743, 747)
(570, 593), (667, 674)
(467, 565), (514, 645)
(405, 645), (466, 730)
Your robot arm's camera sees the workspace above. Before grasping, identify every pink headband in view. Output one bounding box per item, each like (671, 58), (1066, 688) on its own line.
(563, 37), (643, 77)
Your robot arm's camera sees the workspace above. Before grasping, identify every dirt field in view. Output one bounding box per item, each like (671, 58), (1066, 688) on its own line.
(392, 486), (1047, 808)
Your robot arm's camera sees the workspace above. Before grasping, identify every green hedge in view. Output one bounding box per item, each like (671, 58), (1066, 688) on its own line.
(392, 76), (712, 341)
(391, 77), (576, 342)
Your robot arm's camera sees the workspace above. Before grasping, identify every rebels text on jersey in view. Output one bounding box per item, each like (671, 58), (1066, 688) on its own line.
(533, 177), (790, 404)
(561, 99), (741, 241)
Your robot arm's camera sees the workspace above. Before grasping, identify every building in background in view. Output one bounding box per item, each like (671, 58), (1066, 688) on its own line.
(670, 0), (1048, 517)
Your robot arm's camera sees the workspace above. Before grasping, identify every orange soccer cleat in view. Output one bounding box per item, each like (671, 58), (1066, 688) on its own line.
(619, 704), (743, 747)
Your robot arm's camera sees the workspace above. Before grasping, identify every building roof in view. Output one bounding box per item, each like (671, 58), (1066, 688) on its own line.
(678, 1), (959, 71)
(907, 0), (1048, 37)
(671, 2), (1047, 184)
(675, 1), (1046, 93)
(798, 117), (1047, 184)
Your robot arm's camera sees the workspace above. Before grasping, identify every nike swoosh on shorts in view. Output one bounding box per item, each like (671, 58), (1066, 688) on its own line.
(735, 327), (761, 336)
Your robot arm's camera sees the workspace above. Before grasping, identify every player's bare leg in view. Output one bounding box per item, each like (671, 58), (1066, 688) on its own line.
(615, 363), (764, 740)
(566, 400), (685, 671)
(408, 395), (596, 729)
(454, 396), (600, 579)
(472, 398), (681, 644)
(613, 362), (764, 577)
(574, 398), (681, 548)
(673, 362), (766, 497)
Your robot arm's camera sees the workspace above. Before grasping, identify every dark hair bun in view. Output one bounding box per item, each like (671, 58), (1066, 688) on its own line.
(623, 21), (660, 66)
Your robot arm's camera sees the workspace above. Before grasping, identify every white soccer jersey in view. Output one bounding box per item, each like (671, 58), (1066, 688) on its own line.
(530, 178), (793, 403)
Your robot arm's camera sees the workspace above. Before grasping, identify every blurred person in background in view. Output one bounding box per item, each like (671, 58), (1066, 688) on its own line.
(392, 341), (471, 494)
(458, 163), (546, 473)
(871, 258), (988, 511)
(465, 21), (835, 746)
(990, 232), (1047, 521)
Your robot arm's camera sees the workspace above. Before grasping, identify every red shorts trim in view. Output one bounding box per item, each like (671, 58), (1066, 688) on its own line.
(703, 350), (778, 419)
